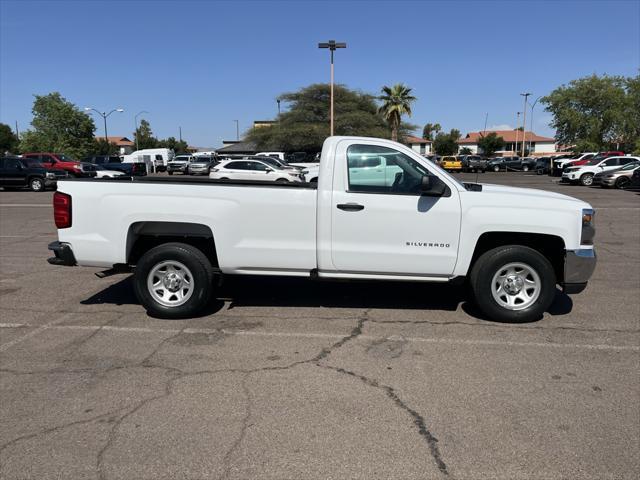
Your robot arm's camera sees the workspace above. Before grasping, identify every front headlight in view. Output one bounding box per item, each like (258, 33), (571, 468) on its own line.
(581, 208), (595, 245)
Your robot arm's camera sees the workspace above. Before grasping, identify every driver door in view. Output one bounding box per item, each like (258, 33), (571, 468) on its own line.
(330, 142), (461, 276)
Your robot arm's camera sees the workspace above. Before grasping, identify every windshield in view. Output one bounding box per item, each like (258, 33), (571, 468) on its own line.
(56, 154), (76, 162)
(257, 157), (284, 169)
(22, 158), (43, 167)
(584, 157), (605, 166)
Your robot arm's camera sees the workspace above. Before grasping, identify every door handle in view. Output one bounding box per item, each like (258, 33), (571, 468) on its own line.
(337, 203), (365, 212)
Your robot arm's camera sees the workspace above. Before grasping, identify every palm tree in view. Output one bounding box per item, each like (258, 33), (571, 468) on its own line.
(378, 84), (417, 142)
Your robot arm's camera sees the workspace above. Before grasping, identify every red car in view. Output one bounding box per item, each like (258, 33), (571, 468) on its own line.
(21, 153), (96, 177)
(567, 151), (625, 168)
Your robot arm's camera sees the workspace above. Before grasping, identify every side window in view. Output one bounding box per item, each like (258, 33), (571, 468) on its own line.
(6, 159), (21, 170)
(0, 158), (5, 168)
(226, 161), (244, 170)
(603, 158), (618, 166)
(95, 157), (104, 164)
(346, 144), (430, 194)
(619, 158), (633, 165)
(250, 162), (269, 171)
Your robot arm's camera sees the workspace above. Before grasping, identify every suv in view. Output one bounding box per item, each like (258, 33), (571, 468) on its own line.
(562, 156), (639, 186)
(488, 156), (521, 172)
(563, 151), (624, 170)
(167, 155), (194, 175)
(83, 155), (146, 176)
(22, 152), (96, 177)
(0, 157), (68, 191)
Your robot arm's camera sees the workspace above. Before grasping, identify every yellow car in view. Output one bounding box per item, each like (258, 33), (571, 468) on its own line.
(439, 156), (462, 171)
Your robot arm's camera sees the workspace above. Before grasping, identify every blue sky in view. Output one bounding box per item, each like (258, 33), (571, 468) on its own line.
(1, 0), (638, 147)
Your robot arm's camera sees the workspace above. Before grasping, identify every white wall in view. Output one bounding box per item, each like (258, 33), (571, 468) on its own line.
(410, 143), (432, 155)
(459, 144), (479, 154)
(534, 142), (556, 153)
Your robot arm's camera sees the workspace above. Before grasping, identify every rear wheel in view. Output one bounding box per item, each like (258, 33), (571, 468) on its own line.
(276, 178), (289, 182)
(469, 245), (556, 323)
(493, 165), (500, 172)
(615, 177), (631, 189)
(133, 242), (214, 318)
(522, 165), (529, 172)
(29, 177), (45, 192)
(580, 173), (594, 186)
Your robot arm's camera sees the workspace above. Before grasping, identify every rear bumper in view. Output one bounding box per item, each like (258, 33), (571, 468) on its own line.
(47, 241), (77, 266)
(563, 248), (596, 293)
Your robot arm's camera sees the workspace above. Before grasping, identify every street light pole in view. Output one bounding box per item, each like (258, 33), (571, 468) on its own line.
(85, 107), (124, 143)
(515, 112), (521, 154)
(318, 40), (347, 136)
(520, 92), (531, 157)
(277, 99), (281, 116)
(528, 96), (542, 154)
(134, 110), (148, 151)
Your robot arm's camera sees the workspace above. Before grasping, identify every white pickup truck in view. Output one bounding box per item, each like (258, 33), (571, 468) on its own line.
(48, 136), (596, 322)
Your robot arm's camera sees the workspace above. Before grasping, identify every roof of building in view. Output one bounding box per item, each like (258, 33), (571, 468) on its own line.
(95, 136), (135, 146)
(216, 140), (257, 154)
(404, 135), (432, 144)
(458, 130), (555, 144)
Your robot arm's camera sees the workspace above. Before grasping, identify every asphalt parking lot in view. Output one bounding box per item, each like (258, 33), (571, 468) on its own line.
(1, 172), (638, 480)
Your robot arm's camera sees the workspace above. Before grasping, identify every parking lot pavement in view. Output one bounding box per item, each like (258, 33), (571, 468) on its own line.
(1, 174), (639, 479)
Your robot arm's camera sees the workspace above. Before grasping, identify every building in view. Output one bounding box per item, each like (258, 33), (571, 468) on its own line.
(457, 130), (556, 156)
(95, 136), (135, 155)
(216, 140), (257, 155)
(404, 135), (432, 155)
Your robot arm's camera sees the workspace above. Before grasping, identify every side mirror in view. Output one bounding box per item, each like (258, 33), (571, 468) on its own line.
(420, 175), (447, 197)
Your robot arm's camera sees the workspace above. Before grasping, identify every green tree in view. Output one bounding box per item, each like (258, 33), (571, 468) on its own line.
(246, 84), (392, 152)
(93, 138), (118, 155)
(157, 136), (189, 153)
(378, 84), (417, 142)
(18, 92), (96, 159)
(477, 132), (505, 156)
(433, 132), (458, 155)
(459, 147), (473, 155)
(542, 74), (639, 152)
(422, 122), (441, 141)
(449, 128), (461, 140)
(134, 119), (158, 150)
(0, 123), (19, 155)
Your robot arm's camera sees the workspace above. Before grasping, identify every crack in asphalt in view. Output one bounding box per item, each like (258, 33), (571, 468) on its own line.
(2, 308), (451, 479)
(322, 365), (449, 476)
(220, 373), (253, 480)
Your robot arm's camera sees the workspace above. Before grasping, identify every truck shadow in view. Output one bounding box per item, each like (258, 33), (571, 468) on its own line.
(81, 274), (573, 323)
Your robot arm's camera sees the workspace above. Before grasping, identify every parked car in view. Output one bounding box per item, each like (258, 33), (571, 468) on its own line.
(209, 159), (304, 182)
(83, 155), (146, 176)
(553, 153), (596, 175)
(94, 165), (127, 179)
(187, 157), (218, 175)
(0, 156), (67, 191)
(122, 148), (174, 172)
(22, 152), (96, 177)
(520, 157), (537, 172)
(632, 168), (640, 187)
(562, 156), (639, 186)
(256, 152), (286, 161)
(563, 151), (624, 171)
(460, 155), (487, 173)
(48, 135), (596, 323)
(535, 157), (553, 175)
(167, 155), (195, 175)
(593, 161), (640, 189)
(488, 156), (521, 172)
(246, 155), (301, 171)
(301, 164), (320, 182)
(439, 156), (462, 171)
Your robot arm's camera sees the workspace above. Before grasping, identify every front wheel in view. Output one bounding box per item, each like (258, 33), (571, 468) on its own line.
(469, 245), (556, 322)
(493, 165), (500, 172)
(580, 173), (594, 186)
(615, 177), (631, 189)
(29, 177), (45, 192)
(133, 242), (215, 318)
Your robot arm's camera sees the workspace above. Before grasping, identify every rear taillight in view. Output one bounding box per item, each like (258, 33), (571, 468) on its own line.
(53, 192), (72, 229)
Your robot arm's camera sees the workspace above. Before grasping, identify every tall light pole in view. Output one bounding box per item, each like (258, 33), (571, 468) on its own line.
(233, 120), (239, 141)
(277, 99), (281, 116)
(85, 107), (124, 143)
(528, 96), (542, 154)
(134, 110), (148, 151)
(318, 40), (347, 136)
(515, 112), (521, 154)
(520, 92), (531, 157)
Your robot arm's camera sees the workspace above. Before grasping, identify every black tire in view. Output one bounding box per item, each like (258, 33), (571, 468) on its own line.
(29, 177), (45, 192)
(469, 245), (556, 323)
(522, 165), (529, 172)
(615, 177), (631, 189)
(220, 177), (229, 180)
(276, 178), (289, 182)
(133, 242), (215, 319)
(493, 165), (500, 172)
(310, 177), (318, 183)
(580, 173), (594, 186)
(168, 171), (173, 175)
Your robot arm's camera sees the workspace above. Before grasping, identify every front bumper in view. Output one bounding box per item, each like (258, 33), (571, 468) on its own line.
(563, 248), (596, 294)
(47, 241), (77, 266)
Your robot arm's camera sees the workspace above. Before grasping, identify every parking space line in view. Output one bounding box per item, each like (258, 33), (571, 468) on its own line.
(0, 322), (637, 352)
(0, 315), (73, 352)
(0, 204), (51, 207)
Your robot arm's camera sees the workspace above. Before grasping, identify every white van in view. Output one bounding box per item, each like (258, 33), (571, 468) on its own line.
(122, 148), (175, 172)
